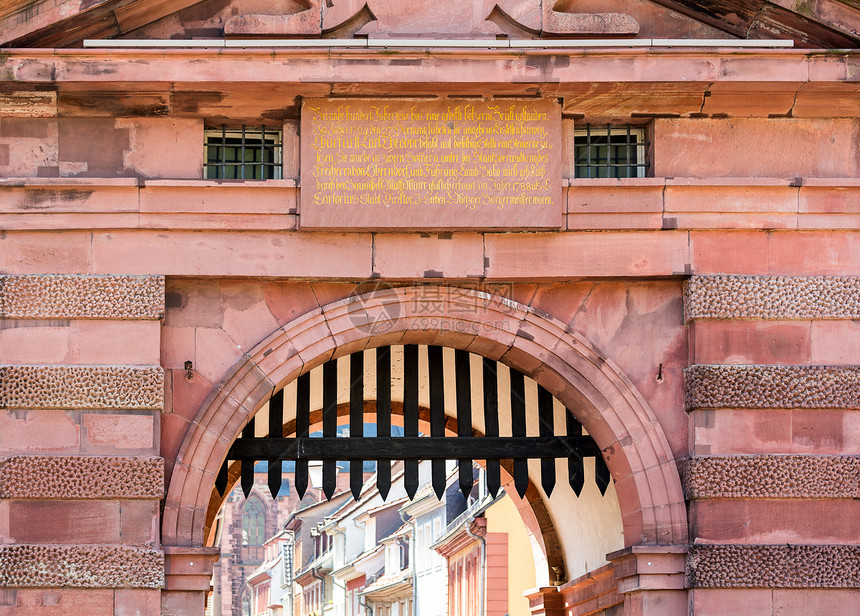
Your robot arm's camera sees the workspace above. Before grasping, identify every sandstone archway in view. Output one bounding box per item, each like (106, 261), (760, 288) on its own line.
(162, 286), (687, 571)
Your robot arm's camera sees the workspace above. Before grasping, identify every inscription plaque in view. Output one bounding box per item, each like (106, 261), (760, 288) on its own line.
(300, 98), (561, 230)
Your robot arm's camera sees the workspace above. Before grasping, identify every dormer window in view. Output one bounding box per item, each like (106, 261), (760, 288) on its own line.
(205, 125), (282, 179)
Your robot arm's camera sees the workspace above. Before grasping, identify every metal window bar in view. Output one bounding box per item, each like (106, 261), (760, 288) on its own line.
(204, 124), (282, 179)
(573, 123), (649, 179)
(217, 345), (610, 503)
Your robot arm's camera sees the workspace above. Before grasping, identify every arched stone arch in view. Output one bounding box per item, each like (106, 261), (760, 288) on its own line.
(163, 286), (687, 558)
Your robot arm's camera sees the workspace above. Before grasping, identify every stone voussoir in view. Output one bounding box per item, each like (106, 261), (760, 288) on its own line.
(685, 364), (860, 410)
(0, 545), (164, 588)
(0, 455), (164, 499)
(0, 365), (164, 410)
(682, 455), (860, 499)
(0, 274), (164, 320)
(687, 544), (860, 589)
(683, 275), (860, 322)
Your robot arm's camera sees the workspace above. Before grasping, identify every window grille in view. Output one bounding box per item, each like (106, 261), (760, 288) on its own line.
(204, 125), (282, 179)
(574, 124), (648, 179)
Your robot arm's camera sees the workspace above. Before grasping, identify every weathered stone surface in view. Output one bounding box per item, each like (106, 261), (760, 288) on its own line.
(0, 455), (164, 499)
(0, 274), (164, 320)
(0, 365), (164, 410)
(685, 365), (860, 410)
(687, 544), (860, 588)
(682, 455), (860, 499)
(0, 545), (163, 588)
(684, 275), (860, 321)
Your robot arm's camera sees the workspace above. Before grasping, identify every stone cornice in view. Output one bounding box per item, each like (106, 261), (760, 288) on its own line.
(1, 48), (857, 90)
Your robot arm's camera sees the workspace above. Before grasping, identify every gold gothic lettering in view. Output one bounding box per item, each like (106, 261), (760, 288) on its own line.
(304, 100), (556, 211)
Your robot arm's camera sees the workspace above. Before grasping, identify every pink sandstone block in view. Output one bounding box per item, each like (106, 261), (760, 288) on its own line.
(690, 230), (770, 274)
(690, 321), (812, 365)
(623, 589), (687, 616)
(82, 413), (156, 452)
(139, 180), (296, 214)
(114, 589), (161, 616)
(0, 324), (72, 364)
(163, 279), (223, 329)
(772, 589), (860, 616)
(374, 233), (485, 278)
(485, 231), (689, 278)
(118, 118), (203, 179)
(261, 281), (322, 326)
(164, 368), (216, 421)
(0, 589), (115, 616)
(0, 231), (91, 274)
(653, 118), (860, 179)
(136, 212), (297, 231)
(766, 231), (860, 275)
(690, 499), (860, 544)
(193, 326), (245, 384)
(797, 213), (860, 229)
(160, 412), (192, 483)
(160, 325), (196, 371)
(809, 321), (860, 365)
(72, 321), (161, 365)
(90, 230), (373, 277)
(664, 183), (796, 213)
(218, 280), (282, 352)
(0, 410), (80, 454)
(0, 500), (120, 544)
(690, 409), (857, 456)
(161, 591), (206, 616)
(799, 184), (860, 214)
(120, 500), (160, 547)
(0, 212), (142, 232)
(701, 82), (798, 117)
(0, 184), (138, 214)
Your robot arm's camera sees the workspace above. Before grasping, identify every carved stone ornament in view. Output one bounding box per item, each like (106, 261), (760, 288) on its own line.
(224, 0), (638, 37)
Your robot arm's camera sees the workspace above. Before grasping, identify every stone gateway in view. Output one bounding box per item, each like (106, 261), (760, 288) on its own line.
(0, 1), (859, 616)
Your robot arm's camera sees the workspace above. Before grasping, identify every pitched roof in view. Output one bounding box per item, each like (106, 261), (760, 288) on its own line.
(2, 0), (858, 49)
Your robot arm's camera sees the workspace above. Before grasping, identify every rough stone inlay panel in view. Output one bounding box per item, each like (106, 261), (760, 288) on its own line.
(0, 545), (163, 588)
(684, 275), (860, 321)
(685, 365), (860, 410)
(682, 455), (860, 499)
(0, 275), (164, 320)
(0, 365), (163, 409)
(687, 544), (860, 588)
(0, 456), (164, 499)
